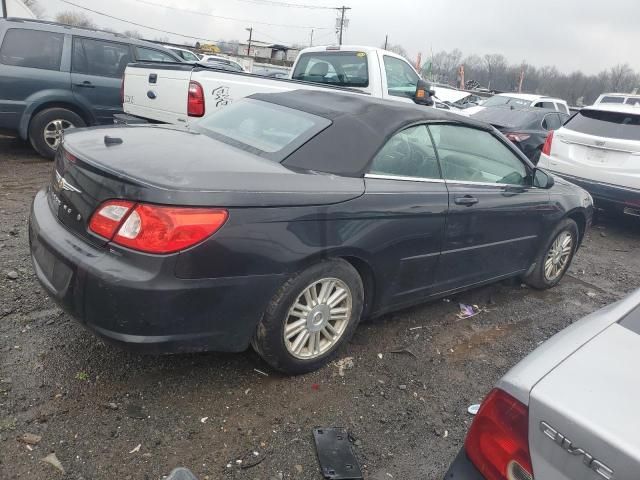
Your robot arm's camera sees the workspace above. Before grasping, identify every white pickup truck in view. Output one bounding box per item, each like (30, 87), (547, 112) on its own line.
(120, 45), (439, 127)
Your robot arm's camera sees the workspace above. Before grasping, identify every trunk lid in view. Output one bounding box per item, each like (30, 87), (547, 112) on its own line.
(548, 108), (640, 190)
(527, 301), (640, 479)
(50, 125), (363, 242)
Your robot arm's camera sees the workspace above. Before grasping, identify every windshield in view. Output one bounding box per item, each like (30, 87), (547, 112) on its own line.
(193, 99), (330, 158)
(565, 109), (640, 141)
(292, 51), (369, 87)
(179, 50), (199, 62)
(482, 95), (532, 108)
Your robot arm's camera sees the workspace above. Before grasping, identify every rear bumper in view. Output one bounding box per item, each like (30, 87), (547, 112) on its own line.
(549, 171), (640, 214)
(443, 449), (484, 479)
(29, 188), (285, 353)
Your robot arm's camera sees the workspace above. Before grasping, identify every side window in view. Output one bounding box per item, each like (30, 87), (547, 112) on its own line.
(72, 37), (131, 77)
(556, 103), (569, 114)
(429, 124), (528, 186)
(383, 55), (420, 99)
(0, 28), (64, 70)
(534, 101), (556, 110)
(369, 125), (440, 180)
(135, 47), (177, 62)
(542, 113), (562, 131)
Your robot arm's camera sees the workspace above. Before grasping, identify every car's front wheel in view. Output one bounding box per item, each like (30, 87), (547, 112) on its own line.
(252, 259), (364, 375)
(524, 218), (579, 289)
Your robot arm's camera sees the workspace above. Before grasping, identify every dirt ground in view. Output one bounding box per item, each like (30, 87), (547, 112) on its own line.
(1, 135), (639, 480)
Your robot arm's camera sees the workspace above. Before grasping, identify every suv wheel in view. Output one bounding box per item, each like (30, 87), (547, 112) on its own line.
(29, 108), (86, 159)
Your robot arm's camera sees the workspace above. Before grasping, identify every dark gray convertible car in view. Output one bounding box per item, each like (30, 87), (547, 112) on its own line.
(29, 90), (593, 374)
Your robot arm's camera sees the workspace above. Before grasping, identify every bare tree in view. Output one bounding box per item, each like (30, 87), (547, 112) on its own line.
(608, 64), (637, 93)
(383, 43), (409, 61)
(55, 11), (96, 28)
(123, 30), (143, 39)
(483, 54), (507, 90)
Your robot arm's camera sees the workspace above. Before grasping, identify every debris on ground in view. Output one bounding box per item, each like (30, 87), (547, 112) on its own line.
(408, 326), (423, 331)
(129, 443), (142, 454)
(467, 404), (481, 415)
(389, 348), (417, 359)
(5, 270), (18, 280)
(585, 291), (597, 298)
(227, 449), (268, 470)
(398, 385), (407, 390)
(456, 303), (488, 320)
(254, 368), (269, 377)
(101, 402), (118, 410)
(313, 427), (363, 480)
(200, 417), (208, 423)
(41, 453), (65, 474)
(334, 356), (354, 376)
(377, 353), (383, 359)
(17, 433), (41, 445)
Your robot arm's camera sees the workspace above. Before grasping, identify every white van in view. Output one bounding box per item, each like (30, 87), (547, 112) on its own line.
(538, 104), (640, 217)
(594, 93), (640, 106)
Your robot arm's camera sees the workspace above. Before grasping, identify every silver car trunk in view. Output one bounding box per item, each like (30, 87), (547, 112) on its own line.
(527, 303), (640, 479)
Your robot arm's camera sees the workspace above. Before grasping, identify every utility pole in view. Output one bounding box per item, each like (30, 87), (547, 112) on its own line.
(1, 0), (7, 18)
(246, 27), (253, 56)
(309, 29), (314, 47)
(336, 6), (351, 46)
(384, 34), (388, 50)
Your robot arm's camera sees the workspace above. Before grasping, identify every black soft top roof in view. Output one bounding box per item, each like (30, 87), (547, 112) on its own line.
(249, 89), (493, 177)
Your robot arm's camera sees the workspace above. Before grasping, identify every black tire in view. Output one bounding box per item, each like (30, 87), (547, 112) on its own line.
(252, 259), (364, 375)
(28, 108), (86, 159)
(524, 218), (579, 290)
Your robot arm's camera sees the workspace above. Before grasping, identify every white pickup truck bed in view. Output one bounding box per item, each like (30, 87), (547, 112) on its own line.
(122, 45), (439, 127)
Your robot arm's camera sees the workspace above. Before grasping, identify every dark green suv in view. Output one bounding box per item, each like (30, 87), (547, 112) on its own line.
(0, 18), (181, 158)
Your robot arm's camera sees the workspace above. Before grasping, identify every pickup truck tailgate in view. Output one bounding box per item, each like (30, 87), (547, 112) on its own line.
(123, 64), (191, 125)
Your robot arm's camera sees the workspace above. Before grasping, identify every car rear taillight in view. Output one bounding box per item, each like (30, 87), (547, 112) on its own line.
(505, 132), (531, 143)
(89, 200), (135, 240)
(187, 80), (205, 117)
(120, 75), (125, 104)
(465, 389), (533, 480)
(542, 130), (554, 156)
(89, 201), (227, 254)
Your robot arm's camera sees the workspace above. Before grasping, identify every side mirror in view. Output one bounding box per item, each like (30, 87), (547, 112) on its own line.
(534, 169), (555, 189)
(414, 79), (434, 106)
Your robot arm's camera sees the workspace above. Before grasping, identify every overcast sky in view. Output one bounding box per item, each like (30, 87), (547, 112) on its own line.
(30, 0), (639, 75)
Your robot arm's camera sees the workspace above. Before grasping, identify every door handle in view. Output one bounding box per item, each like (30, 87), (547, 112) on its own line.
(454, 195), (479, 206)
(74, 81), (94, 88)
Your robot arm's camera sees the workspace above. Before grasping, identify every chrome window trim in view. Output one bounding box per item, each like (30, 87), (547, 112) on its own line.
(365, 173), (445, 183)
(444, 179), (524, 188)
(558, 138), (640, 154)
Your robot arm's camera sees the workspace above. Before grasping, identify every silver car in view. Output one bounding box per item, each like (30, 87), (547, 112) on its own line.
(445, 288), (640, 480)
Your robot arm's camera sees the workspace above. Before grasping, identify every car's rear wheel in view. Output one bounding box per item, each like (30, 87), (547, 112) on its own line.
(252, 259), (363, 375)
(524, 218), (578, 289)
(29, 108), (86, 159)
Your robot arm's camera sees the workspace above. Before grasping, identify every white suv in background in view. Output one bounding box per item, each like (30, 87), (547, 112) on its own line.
(594, 92), (640, 106)
(463, 93), (570, 116)
(538, 104), (640, 217)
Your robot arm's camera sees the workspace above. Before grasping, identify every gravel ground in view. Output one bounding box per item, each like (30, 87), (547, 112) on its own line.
(1, 135), (640, 480)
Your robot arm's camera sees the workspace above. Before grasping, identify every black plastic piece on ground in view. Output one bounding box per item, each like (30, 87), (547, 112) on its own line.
(313, 427), (363, 480)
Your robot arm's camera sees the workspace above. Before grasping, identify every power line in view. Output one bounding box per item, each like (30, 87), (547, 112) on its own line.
(59, 0), (224, 41)
(130, 0), (331, 29)
(232, 0), (336, 10)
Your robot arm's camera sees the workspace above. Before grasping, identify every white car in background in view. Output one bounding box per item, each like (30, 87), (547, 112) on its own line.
(462, 93), (570, 116)
(199, 55), (245, 72)
(164, 46), (200, 63)
(538, 103), (640, 217)
(594, 92), (640, 106)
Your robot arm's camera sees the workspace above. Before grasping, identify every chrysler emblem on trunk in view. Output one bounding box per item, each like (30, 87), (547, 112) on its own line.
(55, 171), (82, 194)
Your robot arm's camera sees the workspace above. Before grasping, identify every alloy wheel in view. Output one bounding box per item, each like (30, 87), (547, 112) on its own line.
(283, 278), (352, 360)
(43, 119), (75, 150)
(544, 231), (573, 281)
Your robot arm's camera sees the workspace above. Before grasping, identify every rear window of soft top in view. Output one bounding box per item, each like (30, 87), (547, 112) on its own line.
(564, 109), (640, 141)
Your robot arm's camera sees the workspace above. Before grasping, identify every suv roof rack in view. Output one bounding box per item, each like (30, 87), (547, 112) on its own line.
(3, 17), (128, 39)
